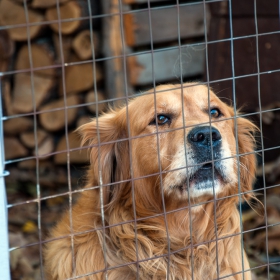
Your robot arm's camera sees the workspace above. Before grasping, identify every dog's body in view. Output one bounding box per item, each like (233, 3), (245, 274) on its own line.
(44, 83), (256, 280)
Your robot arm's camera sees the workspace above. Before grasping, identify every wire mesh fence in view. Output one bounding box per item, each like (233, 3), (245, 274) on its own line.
(0, 0), (280, 279)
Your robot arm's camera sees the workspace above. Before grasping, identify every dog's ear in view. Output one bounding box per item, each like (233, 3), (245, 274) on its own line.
(77, 108), (129, 204)
(236, 116), (258, 198)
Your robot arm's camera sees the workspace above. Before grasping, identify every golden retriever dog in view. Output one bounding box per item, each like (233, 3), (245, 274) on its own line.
(44, 83), (257, 280)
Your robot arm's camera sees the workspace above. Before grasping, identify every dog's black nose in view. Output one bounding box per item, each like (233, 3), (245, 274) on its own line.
(188, 126), (221, 148)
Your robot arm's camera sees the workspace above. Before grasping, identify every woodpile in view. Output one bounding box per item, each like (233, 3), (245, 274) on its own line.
(0, 0), (106, 189)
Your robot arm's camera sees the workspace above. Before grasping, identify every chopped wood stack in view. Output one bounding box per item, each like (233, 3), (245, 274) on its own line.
(0, 0), (106, 179)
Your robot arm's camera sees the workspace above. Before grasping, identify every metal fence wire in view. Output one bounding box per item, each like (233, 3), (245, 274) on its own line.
(0, 0), (280, 279)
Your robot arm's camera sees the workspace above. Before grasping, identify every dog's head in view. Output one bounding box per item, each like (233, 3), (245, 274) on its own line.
(79, 83), (257, 209)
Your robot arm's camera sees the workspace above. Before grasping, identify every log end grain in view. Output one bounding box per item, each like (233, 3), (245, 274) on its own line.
(85, 91), (107, 114)
(20, 129), (48, 149)
(4, 137), (29, 160)
(12, 73), (54, 114)
(72, 30), (99, 60)
(39, 95), (79, 131)
(0, 0), (43, 41)
(59, 62), (102, 95)
(4, 117), (33, 135)
(54, 131), (88, 164)
(15, 44), (56, 77)
(46, 1), (83, 34)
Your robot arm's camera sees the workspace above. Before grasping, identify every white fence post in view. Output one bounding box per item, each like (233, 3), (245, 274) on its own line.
(0, 79), (11, 280)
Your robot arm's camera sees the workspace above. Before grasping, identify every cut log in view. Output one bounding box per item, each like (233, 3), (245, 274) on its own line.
(18, 160), (37, 169)
(46, 1), (87, 35)
(4, 117), (33, 136)
(39, 95), (79, 131)
(72, 30), (99, 60)
(0, 30), (14, 73)
(54, 131), (88, 164)
(35, 136), (54, 157)
(15, 44), (56, 77)
(20, 129), (48, 149)
(52, 33), (72, 63)
(0, 0), (43, 41)
(127, 44), (206, 85)
(32, 0), (69, 9)
(18, 160), (36, 169)
(85, 91), (107, 114)
(124, 4), (210, 47)
(4, 137), (29, 160)
(12, 73), (54, 114)
(59, 61), (102, 95)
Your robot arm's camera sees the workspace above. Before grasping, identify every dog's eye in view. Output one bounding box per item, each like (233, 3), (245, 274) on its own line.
(158, 115), (170, 125)
(210, 108), (221, 118)
(149, 114), (171, 126)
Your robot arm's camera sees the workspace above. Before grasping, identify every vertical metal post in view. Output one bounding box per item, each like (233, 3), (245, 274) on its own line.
(0, 78), (11, 280)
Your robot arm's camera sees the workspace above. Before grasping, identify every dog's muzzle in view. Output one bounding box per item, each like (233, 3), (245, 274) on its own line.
(186, 126), (225, 189)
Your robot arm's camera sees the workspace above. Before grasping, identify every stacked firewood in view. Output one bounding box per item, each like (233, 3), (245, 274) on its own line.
(0, 0), (106, 182)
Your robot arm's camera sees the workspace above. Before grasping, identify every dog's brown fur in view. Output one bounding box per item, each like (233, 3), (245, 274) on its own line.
(44, 83), (257, 279)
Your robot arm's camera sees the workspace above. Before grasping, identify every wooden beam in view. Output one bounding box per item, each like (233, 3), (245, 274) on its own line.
(124, 4), (210, 47)
(127, 44), (205, 85)
(102, 0), (133, 103)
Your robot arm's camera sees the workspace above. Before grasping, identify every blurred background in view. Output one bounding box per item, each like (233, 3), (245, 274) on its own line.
(0, 0), (280, 279)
